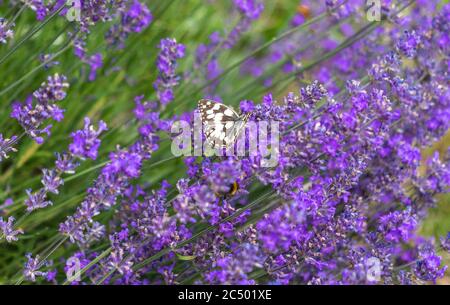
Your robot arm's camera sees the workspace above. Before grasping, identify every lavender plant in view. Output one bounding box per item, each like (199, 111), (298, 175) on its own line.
(0, 0), (449, 286)
(0, 17), (13, 44)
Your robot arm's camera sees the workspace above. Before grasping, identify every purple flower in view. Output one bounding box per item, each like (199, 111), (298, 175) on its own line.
(0, 133), (17, 162)
(50, 1), (450, 285)
(219, 243), (262, 283)
(11, 74), (69, 144)
(239, 100), (255, 113)
(154, 38), (186, 106)
(0, 216), (23, 242)
(126, 0), (153, 32)
(59, 101), (162, 246)
(233, 0), (264, 20)
(104, 150), (143, 179)
(41, 169), (64, 194)
(87, 53), (103, 81)
(23, 117), (108, 214)
(33, 73), (68, 102)
(204, 159), (242, 195)
(0, 198), (13, 211)
(396, 30), (421, 58)
(414, 245), (447, 283)
(46, 270), (57, 283)
(69, 117), (107, 160)
(23, 254), (47, 282)
(440, 232), (450, 252)
(24, 1), (48, 21)
(65, 1), (132, 77)
(64, 252), (92, 285)
(194, 1), (263, 94)
(25, 189), (52, 212)
(378, 209), (417, 243)
(106, 0), (153, 48)
(0, 18), (14, 44)
(55, 152), (79, 174)
(223, 1), (265, 49)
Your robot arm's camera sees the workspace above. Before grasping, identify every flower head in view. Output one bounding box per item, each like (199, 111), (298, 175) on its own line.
(106, 0), (152, 48)
(69, 117), (108, 160)
(0, 18), (14, 44)
(25, 189), (52, 212)
(23, 254), (48, 282)
(154, 38), (186, 106)
(0, 217), (23, 243)
(0, 134), (18, 162)
(234, 0), (264, 20)
(11, 74), (69, 144)
(414, 245), (447, 283)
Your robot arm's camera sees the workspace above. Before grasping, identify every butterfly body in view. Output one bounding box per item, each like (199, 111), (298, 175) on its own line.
(198, 99), (250, 149)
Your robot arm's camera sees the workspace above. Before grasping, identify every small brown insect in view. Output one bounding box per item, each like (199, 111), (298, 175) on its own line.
(297, 4), (311, 19)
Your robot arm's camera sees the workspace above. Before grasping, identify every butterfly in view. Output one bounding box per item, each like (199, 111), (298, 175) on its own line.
(198, 99), (251, 149)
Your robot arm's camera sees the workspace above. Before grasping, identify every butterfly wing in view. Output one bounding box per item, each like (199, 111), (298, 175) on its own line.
(223, 117), (248, 148)
(198, 99), (240, 122)
(198, 99), (243, 148)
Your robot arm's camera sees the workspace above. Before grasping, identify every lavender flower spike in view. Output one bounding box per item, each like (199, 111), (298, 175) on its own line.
(106, 0), (153, 49)
(26, 117), (107, 212)
(25, 189), (52, 212)
(23, 254), (48, 282)
(0, 17), (14, 44)
(11, 74), (69, 144)
(234, 0), (264, 20)
(224, 0), (264, 48)
(0, 134), (18, 162)
(154, 38), (186, 106)
(441, 232), (450, 252)
(69, 117), (108, 160)
(0, 216), (23, 243)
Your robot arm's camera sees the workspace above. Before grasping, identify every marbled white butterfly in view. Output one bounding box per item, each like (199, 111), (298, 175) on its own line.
(198, 99), (250, 149)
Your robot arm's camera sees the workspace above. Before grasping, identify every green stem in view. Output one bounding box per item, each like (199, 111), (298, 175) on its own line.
(0, 35), (75, 97)
(0, 5), (66, 66)
(7, 4), (27, 26)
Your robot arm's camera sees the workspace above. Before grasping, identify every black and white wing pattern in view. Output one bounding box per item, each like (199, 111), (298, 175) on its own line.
(198, 99), (249, 149)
